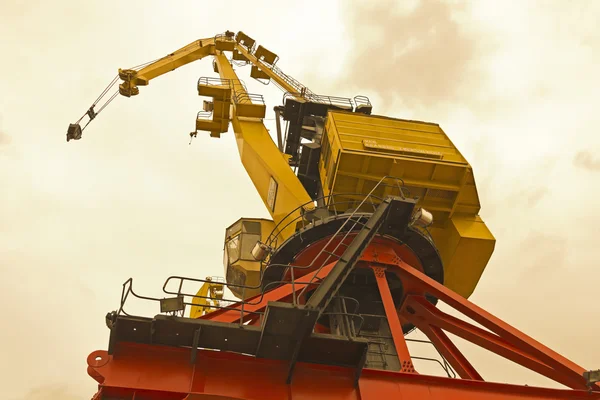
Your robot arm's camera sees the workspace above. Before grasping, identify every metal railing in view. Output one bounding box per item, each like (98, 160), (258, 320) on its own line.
(197, 76), (231, 87)
(197, 76), (249, 93)
(115, 272), (453, 375)
(281, 91), (355, 110)
(351, 312), (457, 378)
(263, 176), (412, 251)
(196, 110), (213, 120)
(354, 95), (372, 109)
(214, 32), (235, 42)
(406, 337), (457, 378)
(116, 260), (337, 325)
(227, 40), (372, 111)
(269, 63), (315, 98)
(197, 76), (264, 110)
(233, 92), (265, 106)
(285, 177), (410, 302)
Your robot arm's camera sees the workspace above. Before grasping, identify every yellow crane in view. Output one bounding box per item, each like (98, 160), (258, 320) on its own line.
(69, 30), (494, 301)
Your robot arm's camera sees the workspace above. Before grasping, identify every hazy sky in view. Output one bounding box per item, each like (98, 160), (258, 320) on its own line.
(1, 1), (599, 398)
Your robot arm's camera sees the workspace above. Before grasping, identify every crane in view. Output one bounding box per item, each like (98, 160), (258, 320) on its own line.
(71, 31), (599, 399)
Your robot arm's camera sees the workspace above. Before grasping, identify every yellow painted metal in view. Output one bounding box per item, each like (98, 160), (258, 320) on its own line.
(222, 218), (278, 299)
(250, 65), (271, 82)
(197, 81), (231, 98)
(320, 111), (495, 298)
(429, 215), (495, 298)
(231, 87), (266, 119)
(234, 31), (256, 51)
(196, 78), (232, 137)
(232, 49), (248, 61)
(215, 37), (235, 52)
(190, 277), (225, 318)
(118, 38), (216, 97)
(234, 100), (266, 119)
(213, 53), (313, 242)
(253, 45), (278, 65)
(234, 43), (299, 96)
(195, 117), (229, 138)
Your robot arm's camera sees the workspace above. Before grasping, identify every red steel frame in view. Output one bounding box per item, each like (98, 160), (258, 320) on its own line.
(88, 243), (599, 399)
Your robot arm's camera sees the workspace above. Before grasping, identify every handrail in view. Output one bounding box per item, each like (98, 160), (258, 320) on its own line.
(196, 110), (212, 120)
(264, 176), (411, 250)
(233, 92), (265, 105)
(293, 176), (409, 300)
(197, 76), (231, 87)
(115, 257), (340, 324)
(406, 337), (457, 379)
(354, 95), (372, 108)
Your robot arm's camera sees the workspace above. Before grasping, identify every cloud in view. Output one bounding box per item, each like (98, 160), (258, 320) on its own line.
(338, 0), (492, 110)
(573, 151), (600, 172)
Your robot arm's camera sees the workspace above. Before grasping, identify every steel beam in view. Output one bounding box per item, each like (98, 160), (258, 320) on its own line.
(88, 343), (600, 400)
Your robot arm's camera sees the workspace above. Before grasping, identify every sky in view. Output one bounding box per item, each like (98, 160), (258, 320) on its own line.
(1, 0), (599, 398)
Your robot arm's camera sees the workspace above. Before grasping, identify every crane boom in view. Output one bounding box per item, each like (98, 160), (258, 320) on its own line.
(68, 31), (315, 241)
(118, 36), (217, 97)
(212, 52), (313, 239)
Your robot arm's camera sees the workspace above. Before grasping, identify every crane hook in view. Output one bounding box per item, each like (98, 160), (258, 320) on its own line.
(67, 123), (83, 142)
(189, 131), (197, 145)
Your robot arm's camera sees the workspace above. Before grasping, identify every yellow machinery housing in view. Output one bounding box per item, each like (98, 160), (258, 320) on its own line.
(319, 111), (494, 298)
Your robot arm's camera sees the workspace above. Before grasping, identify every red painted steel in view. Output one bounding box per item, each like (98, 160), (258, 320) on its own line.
(372, 266), (415, 373)
(390, 259), (596, 391)
(202, 261), (336, 324)
(419, 323), (483, 381)
(88, 241), (600, 399)
(88, 343), (600, 399)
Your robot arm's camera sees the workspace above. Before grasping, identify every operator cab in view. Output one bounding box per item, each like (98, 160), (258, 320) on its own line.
(222, 218), (275, 299)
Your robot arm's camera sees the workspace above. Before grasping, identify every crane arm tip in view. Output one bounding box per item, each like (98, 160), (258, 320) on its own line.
(67, 123), (83, 142)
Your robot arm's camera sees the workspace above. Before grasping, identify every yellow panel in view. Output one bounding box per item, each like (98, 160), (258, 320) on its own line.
(250, 65), (270, 81)
(319, 110), (495, 298)
(330, 112), (468, 164)
(235, 31), (256, 50)
(215, 39), (235, 51)
(196, 119), (227, 133)
(430, 215), (495, 298)
(254, 45), (278, 65)
(235, 103), (266, 119)
(212, 100), (231, 119)
(321, 110), (476, 221)
(232, 49), (248, 61)
(197, 83), (231, 99)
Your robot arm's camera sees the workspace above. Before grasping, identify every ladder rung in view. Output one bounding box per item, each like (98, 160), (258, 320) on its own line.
(322, 250), (340, 258)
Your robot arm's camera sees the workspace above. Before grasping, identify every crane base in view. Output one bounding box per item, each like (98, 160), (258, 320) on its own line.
(88, 344), (598, 400)
(89, 239), (599, 399)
